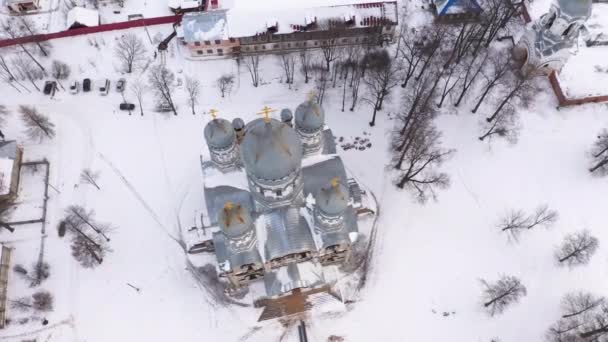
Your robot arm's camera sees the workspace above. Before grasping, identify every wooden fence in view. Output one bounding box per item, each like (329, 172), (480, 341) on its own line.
(0, 245), (11, 329)
(0, 14), (182, 49)
(549, 71), (608, 107)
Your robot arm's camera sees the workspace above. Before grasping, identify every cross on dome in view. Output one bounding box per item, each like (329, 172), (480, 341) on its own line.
(257, 106), (277, 123)
(209, 108), (219, 119)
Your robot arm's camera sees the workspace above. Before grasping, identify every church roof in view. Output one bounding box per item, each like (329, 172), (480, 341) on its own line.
(302, 156), (348, 198)
(204, 118), (236, 149)
(316, 181), (349, 216)
(264, 261), (324, 298)
(280, 108), (293, 123)
(557, 0), (592, 19)
(241, 118), (302, 181)
(263, 206), (316, 261)
(295, 100), (325, 133)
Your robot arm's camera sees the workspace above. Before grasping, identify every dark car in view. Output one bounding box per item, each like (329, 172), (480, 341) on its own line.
(83, 78), (91, 92)
(43, 81), (56, 95)
(119, 103), (135, 111)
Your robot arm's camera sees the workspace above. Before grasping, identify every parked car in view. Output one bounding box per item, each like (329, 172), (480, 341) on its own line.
(83, 78), (91, 92)
(119, 103), (135, 111)
(116, 78), (126, 92)
(69, 81), (80, 94)
(97, 79), (110, 96)
(43, 81), (56, 95)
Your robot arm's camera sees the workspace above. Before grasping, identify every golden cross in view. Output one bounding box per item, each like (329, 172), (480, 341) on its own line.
(257, 105), (276, 123)
(209, 108), (219, 119)
(307, 90), (317, 102)
(224, 201), (234, 210)
(330, 177), (340, 188)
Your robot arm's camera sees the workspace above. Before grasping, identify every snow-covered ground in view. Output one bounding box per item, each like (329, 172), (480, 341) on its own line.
(0, 2), (607, 342)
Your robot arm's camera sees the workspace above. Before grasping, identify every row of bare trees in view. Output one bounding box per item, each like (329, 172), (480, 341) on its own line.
(547, 291), (608, 341)
(61, 205), (113, 268)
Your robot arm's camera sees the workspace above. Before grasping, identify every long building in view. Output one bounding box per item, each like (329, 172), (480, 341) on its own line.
(178, 0), (399, 58)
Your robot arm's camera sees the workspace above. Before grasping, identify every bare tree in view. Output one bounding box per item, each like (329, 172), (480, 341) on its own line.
(317, 25), (341, 71)
(485, 71), (537, 123)
(13, 54), (44, 91)
(0, 18), (46, 73)
(481, 275), (527, 316)
(0, 105), (9, 129)
(148, 65), (177, 116)
(185, 76), (201, 115)
(482, 0), (522, 47)
(66, 205), (110, 242)
(129, 79), (147, 116)
(472, 52), (511, 113)
(18, 105), (56, 141)
(478, 105), (520, 143)
(32, 290), (53, 311)
(546, 292), (608, 342)
(63, 206), (112, 268)
(114, 33), (147, 73)
(277, 53), (296, 88)
(216, 74), (234, 98)
(497, 205), (558, 241)
(589, 129), (608, 175)
(30, 260), (50, 287)
(555, 230), (599, 267)
(51, 60), (71, 89)
(299, 49), (313, 84)
(363, 49), (399, 126)
(312, 62), (330, 105)
(349, 61), (364, 111)
(454, 52), (488, 107)
(243, 55), (261, 87)
(18, 17), (52, 57)
(436, 64), (462, 108)
(80, 168), (101, 190)
(10, 296), (32, 311)
(397, 25), (425, 89)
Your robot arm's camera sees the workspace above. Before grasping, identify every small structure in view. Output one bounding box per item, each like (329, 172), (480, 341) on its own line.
(5, 0), (40, 14)
(0, 141), (23, 201)
(432, 0), (483, 22)
(66, 7), (100, 30)
(203, 110), (239, 171)
(514, 0), (593, 74)
(294, 99), (325, 157)
(168, 0), (204, 14)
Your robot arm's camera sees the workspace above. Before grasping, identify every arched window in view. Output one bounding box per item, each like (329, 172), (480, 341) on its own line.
(543, 12), (557, 29)
(562, 23), (577, 37)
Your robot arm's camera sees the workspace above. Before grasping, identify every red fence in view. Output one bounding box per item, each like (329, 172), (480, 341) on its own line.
(0, 14), (182, 48)
(549, 71), (608, 107)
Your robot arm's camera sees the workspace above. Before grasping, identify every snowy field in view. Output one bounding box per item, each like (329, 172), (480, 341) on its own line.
(0, 1), (607, 342)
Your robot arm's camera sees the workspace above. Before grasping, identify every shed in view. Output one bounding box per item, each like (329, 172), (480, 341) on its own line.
(0, 141), (22, 201)
(67, 7), (100, 30)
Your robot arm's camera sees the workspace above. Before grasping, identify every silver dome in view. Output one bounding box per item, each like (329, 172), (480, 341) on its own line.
(280, 108), (293, 123)
(232, 117), (245, 131)
(557, 0), (592, 19)
(295, 101), (325, 133)
(204, 118), (236, 149)
(218, 202), (253, 239)
(241, 118), (302, 181)
(316, 180), (348, 216)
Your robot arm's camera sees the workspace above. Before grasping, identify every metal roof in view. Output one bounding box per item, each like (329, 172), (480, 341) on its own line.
(204, 185), (254, 226)
(182, 10), (228, 43)
(212, 231), (262, 270)
(263, 206), (317, 261)
(204, 118), (236, 149)
(295, 101), (325, 133)
(241, 118), (303, 181)
(264, 261), (324, 297)
(321, 129), (337, 155)
(230, 246), (262, 269)
(232, 118), (245, 130)
(302, 156), (348, 198)
(557, 0), (592, 19)
(280, 108), (293, 123)
(0, 141), (18, 160)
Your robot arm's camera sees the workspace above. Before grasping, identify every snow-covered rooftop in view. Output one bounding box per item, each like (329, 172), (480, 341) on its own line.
(0, 158), (14, 196)
(182, 1), (398, 41)
(66, 7), (100, 29)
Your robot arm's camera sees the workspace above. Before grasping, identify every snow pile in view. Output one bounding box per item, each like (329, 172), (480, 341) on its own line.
(66, 7), (99, 29)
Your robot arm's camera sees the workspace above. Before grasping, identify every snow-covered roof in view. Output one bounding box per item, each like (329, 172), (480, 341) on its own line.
(264, 261), (325, 298)
(183, 1), (398, 40)
(168, 0), (202, 10)
(182, 10), (228, 42)
(262, 206), (317, 262)
(225, 1), (398, 37)
(66, 7), (99, 28)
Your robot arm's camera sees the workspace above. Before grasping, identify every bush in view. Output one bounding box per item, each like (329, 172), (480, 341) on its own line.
(32, 291), (53, 312)
(13, 264), (27, 275)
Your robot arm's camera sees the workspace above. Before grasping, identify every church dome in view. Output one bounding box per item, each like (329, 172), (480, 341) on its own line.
(241, 118), (302, 181)
(232, 118), (245, 131)
(218, 202), (253, 239)
(316, 180), (348, 216)
(280, 108), (293, 123)
(295, 100), (325, 133)
(557, 0), (592, 19)
(204, 118), (235, 149)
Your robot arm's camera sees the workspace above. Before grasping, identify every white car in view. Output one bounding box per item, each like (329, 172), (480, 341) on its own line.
(97, 79), (110, 96)
(69, 81), (80, 94)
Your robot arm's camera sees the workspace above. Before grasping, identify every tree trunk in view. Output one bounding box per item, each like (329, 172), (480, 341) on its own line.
(20, 44), (45, 72)
(369, 98), (380, 126)
(589, 158), (608, 173)
(472, 82), (497, 113)
(580, 326), (608, 339)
